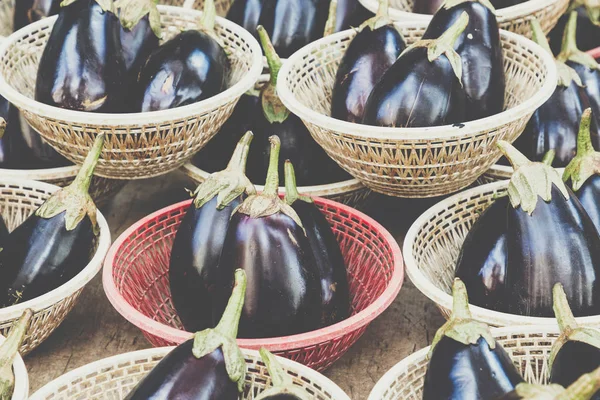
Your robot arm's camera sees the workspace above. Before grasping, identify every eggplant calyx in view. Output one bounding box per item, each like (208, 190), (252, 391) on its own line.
(401, 12), (469, 86)
(442, 0), (496, 13)
(0, 309), (33, 400)
(114, 0), (162, 38)
(61, 0), (113, 12)
(359, 0), (393, 31)
(570, 0), (600, 26)
(192, 131), (256, 210)
(193, 269), (247, 393)
(428, 278), (495, 358)
(512, 383), (565, 399)
(0, 118), (6, 140)
(497, 140), (569, 215)
(563, 109), (600, 191)
(35, 134), (104, 233)
(257, 26), (290, 124)
(255, 348), (311, 400)
(557, 11), (600, 71)
(324, 0), (338, 37)
(284, 160), (313, 206)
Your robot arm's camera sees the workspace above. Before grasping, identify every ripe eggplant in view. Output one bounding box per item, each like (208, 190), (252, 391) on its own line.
(213, 136), (322, 338)
(332, 0), (373, 33)
(35, 0), (127, 113)
(497, 140), (600, 317)
(255, 348), (311, 400)
(0, 310), (32, 400)
(0, 135), (104, 307)
(13, 0), (61, 31)
(422, 278), (523, 399)
(125, 269), (247, 399)
(169, 132), (256, 332)
(284, 160), (350, 326)
(423, 0), (505, 121)
(16, 112), (69, 169)
(362, 12), (468, 127)
(412, 0), (444, 14)
(226, 0), (264, 37)
(550, 3), (600, 54)
(330, 0), (406, 123)
(489, 0), (526, 8)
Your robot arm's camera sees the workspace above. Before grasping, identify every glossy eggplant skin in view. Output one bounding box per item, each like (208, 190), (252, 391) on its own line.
(259, 395), (302, 400)
(455, 196), (508, 311)
(422, 336), (523, 399)
(13, 0), (61, 31)
(0, 216), (7, 245)
(17, 112), (69, 169)
(362, 46), (467, 127)
(333, 0), (373, 32)
(226, 0), (264, 37)
(125, 340), (238, 400)
(412, 0), (444, 14)
(35, 0), (126, 113)
(490, 0), (527, 8)
(120, 15), (159, 80)
(423, 1), (505, 121)
(575, 175), (600, 234)
(550, 340), (600, 399)
(550, 7), (600, 54)
(330, 25), (406, 123)
(568, 61), (600, 130)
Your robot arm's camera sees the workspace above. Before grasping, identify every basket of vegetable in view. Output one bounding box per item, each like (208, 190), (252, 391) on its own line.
(0, 311), (30, 400)
(0, 136), (111, 355)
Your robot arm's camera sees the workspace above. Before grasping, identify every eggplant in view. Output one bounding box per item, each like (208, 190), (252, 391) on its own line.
(412, 0), (444, 14)
(284, 161), (350, 326)
(422, 279), (523, 399)
(497, 140), (600, 317)
(330, 0), (406, 123)
(422, 0), (505, 121)
(169, 132), (256, 332)
(13, 0), (61, 31)
(489, 0), (526, 8)
(35, 0), (127, 113)
(0, 310), (32, 400)
(255, 348), (311, 400)
(134, 0), (229, 112)
(0, 135), (104, 307)
(16, 112), (69, 169)
(226, 0), (264, 37)
(362, 12), (468, 127)
(550, 3), (600, 55)
(126, 269), (247, 399)
(213, 136), (322, 338)
(332, 0), (373, 33)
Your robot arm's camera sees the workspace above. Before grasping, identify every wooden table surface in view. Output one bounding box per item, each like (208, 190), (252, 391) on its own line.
(23, 171), (447, 400)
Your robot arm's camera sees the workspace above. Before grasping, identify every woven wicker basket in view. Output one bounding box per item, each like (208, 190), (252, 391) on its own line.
(277, 23), (557, 198)
(29, 347), (350, 400)
(0, 334), (28, 400)
(0, 178), (111, 355)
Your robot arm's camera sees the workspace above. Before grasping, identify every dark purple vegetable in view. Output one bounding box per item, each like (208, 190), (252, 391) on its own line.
(550, 3), (600, 55)
(126, 269), (247, 399)
(362, 12), (468, 127)
(170, 132), (255, 332)
(13, 0), (61, 31)
(489, 0), (526, 8)
(423, 0), (504, 121)
(0, 135), (104, 307)
(330, 0), (406, 123)
(16, 112), (69, 169)
(255, 348), (311, 400)
(35, 0), (127, 113)
(0, 310), (33, 400)
(422, 279), (523, 399)
(331, 0), (373, 33)
(226, 0), (264, 38)
(412, 0), (444, 14)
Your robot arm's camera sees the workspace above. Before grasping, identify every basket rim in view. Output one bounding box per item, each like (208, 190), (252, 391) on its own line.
(277, 23), (557, 141)
(28, 347), (351, 400)
(402, 180), (600, 326)
(102, 197), (404, 351)
(0, 5), (263, 126)
(0, 178), (111, 320)
(0, 165), (79, 180)
(0, 334), (29, 400)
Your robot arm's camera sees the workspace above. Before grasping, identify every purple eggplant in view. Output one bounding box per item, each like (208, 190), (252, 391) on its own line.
(0, 135), (104, 307)
(330, 0), (406, 123)
(169, 132), (255, 332)
(16, 113), (69, 169)
(362, 12), (468, 127)
(412, 0), (444, 14)
(13, 0), (61, 31)
(226, 0), (264, 37)
(126, 269), (247, 399)
(489, 0), (526, 8)
(332, 0), (373, 32)
(550, 3), (600, 55)
(0, 310), (33, 400)
(422, 279), (523, 399)
(498, 369), (600, 400)
(255, 348), (311, 400)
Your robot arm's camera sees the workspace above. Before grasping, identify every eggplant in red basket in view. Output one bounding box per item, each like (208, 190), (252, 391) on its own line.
(330, 0), (406, 123)
(14, 0), (61, 31)
(0, 309), (32, 400)
(126, 269), (247, 400)
(255, 348), (311, 400)
(422, 278), (523, 399)
(0, 135), (104, 307)
(412, 0), (444, 14)
(170, 132), (255, 332)
(550, 3), (600, 54)
(35, 0), (127, 113)
(362, 12), (468, 127)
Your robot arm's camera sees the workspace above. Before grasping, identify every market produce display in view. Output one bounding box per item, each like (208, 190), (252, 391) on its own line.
(0, 310), (31, 400)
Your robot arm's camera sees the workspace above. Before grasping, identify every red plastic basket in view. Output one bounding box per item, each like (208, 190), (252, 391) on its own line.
(103, 198), (403, 371)
(589, 47), (600, 61)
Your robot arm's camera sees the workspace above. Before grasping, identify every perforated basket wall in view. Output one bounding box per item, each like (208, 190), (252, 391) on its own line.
(103, 198), (403, 371)
(0, 5), (262, 180)
(0, 0), (13, 37)
(0, 179), (111, 355)
(163, 0), (233, 15)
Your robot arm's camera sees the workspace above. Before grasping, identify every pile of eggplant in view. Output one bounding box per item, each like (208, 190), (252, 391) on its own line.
(412, 0), (527, 14)
(170, 131), (351, 337)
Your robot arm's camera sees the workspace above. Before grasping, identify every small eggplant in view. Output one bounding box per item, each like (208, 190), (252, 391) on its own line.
(0, 135), (104, 306)
(125, 269), (247, 399)
(423, 0), (505, 121)
(35, 0), (127, 113)
(330, 0), (406, 123)
(362, 12), (468, 127)
(412, 0), (444, 14)
(214, 136), (322, 338)
(169, 132), (255, 332)
(226, 0), (264, 38)
(13, 0), (61, 31)
(284, 160), (350, 327)
(422, 279), (523, 399)
(550, 3), (600, 54)
(0, 310), (33, 400)
(255, 348), (311, 400)
(497, 140), (600, 317)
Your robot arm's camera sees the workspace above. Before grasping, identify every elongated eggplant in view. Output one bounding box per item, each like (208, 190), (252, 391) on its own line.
(497, 140), (600, 317)
(412, 0), (444, 14)
(423, 279), (523, 399)
(362, 12), (468, 127)
(423, 0), (504, 121)
(214, 136), (322, 338)
(126, 269), (247, 399)
(330, 0), (406, 123)
(35, 0), (127, 113)
(226, 0), (264, 37)
(13, 0), (61, 31)
(0, 310), (32, 400)
(255, 348), (311, 400)
(284, 160), (349, 326)
(550, 3), (600, 54)
(0, 135), (104, 307)
(170, 132), (255, 332)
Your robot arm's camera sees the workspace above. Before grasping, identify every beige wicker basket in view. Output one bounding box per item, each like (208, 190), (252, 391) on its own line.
(357, 0), (568, 37)
(29, 347), (351, 400)
(0, 5), (263, 180)
(0, 178), (111, 355)
(0, 334), (28, 400)
(277, 23), (557, 198)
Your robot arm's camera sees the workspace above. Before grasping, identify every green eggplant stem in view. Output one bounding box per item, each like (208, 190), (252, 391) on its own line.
(215, 269), (247, 338)
(262, 136), (281, 197)
(542, 149), (556, 166)
(259, 348), (293, 388)
(200, 0), (217, 32)
(435, 11), (469, 51)
(563, 109), (600, 191)
(497, 140), (530, 169)
(226, 131), (253, 173)
(377, 0), (390, 20)
(530, 18), (553, 55)
(0, 118), (6, 140)
(257, 26), (282, 86)
(576, 108), (595, 157)
(0, 309), (33, 400)
(324, 0), (338, 37)
(284, 160), (313, 205)
(71, 134), (105, 195)
(553, 283), (578, 334)
(562, 11), (581, 58)
(451, 278), (472, 320)
(558, 365), (600, 400)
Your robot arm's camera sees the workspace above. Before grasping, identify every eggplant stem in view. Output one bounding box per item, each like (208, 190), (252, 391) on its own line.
(563, 109), (600, 191)
(0, 118), (6, 140)
(324, 0), (338, 37)
(262, 136), (281, 197)
(451, 278), (471, 320)
(200, 0), (216, 32)
(284, 161), (313, 205)
(530, 18), (553, 55)
(557, 11), (600, 70)
(113, 0), (162, 37)
(226, 131), (253, 173)
(257, 26), (290, 123)
(542, 149), (556, 166)
(553, 283), (578, 334)
(72, 135), (105, 195)
(557, 365), (600, 400)
(215, 269), (246, 338)
(0, 309), (32, 400)
(258, 26), (282, 87)
(576, 109), (595, 156)
(259, 348), (292, 388)
(443, 0), (496, 12)
(376, 0), (390, 20)
(496, 140), (529, 169)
